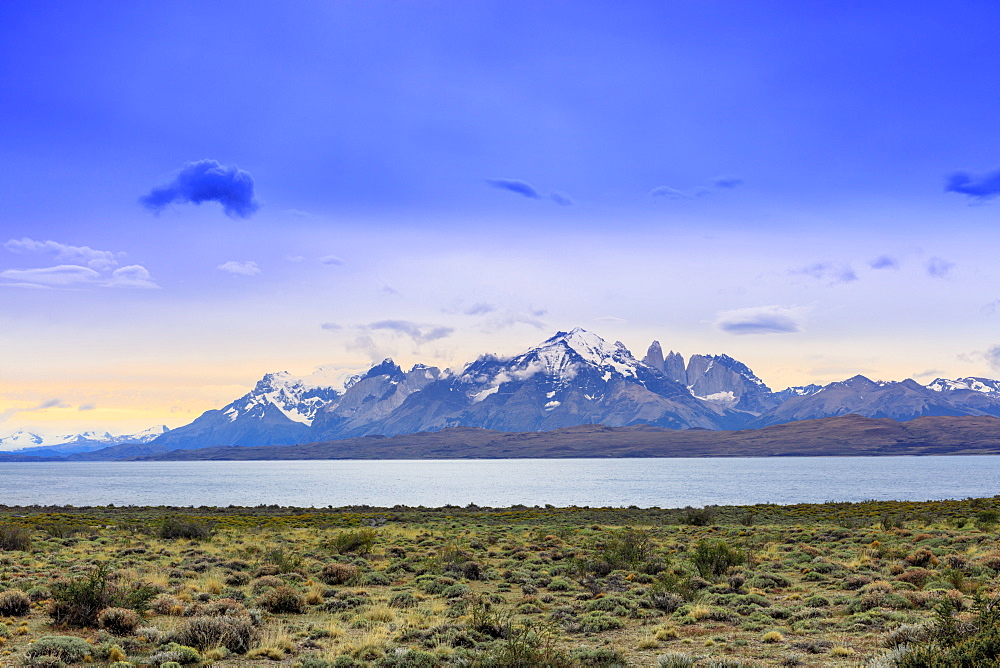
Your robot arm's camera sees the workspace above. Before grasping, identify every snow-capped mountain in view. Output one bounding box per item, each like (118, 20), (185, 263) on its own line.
(0, 425), (170, 456)
(148, 366), (359, 450)
(111, 327), (1000, 452)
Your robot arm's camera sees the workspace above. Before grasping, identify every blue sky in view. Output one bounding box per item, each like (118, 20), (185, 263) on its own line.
(2, 1), (1000, 435)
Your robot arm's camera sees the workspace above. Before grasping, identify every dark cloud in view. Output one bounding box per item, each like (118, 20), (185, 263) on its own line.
(712, 176), (744, 189)
(792, 262), (858, 285)
(715, 306), (803, 335)
(0, 397), (66, 423)
(78, 403), (96, 411)
(926, 256), (954, 278)
(869, 255), (899, 270)
(320, 255), (345, 266)
(320, 322), (342, 331)
(946, 167), (1000, 201)
(486, 178), (540, 199)
(368, 320), (454, 343)
(141, 159), (260, 218)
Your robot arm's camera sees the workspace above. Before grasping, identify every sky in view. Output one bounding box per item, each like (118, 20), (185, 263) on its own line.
(2, 1), (1000, 436)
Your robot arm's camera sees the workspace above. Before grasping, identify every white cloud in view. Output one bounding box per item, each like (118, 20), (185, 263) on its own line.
(217, 260), (261, 276)
(0, 264), (102, 287)
(108, 265), (159, 288)
(5, 237), (118, 270)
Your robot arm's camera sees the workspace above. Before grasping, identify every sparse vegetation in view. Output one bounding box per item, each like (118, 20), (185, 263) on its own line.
(0, 498), (998, 665)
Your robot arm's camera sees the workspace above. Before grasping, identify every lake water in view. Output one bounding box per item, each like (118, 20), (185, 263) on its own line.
(1, 456), (998, 508)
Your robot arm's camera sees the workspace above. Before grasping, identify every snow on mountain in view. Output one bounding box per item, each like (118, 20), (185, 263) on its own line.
(0, 425), (171, 455)
(927, 377), (1000, 394)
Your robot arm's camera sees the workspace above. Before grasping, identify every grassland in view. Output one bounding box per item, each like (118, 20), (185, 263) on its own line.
(2, 498), (1000, 666)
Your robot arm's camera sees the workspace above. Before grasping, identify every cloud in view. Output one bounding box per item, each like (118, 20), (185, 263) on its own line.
(925, 256), (954, 278)
(649, 186), (692, 200)
(984, 300), (1000, 315)
(984, 346), (1000, 372)
(78, 403), (96, 411)
(443, 301), (497, 316)
(712, 176), (744, 189)
(550, 192), (574, 206)
(107, 265), (159, 288)
(715, 305), (803, 335)
(792, 262), (858, 285)
(912, 369), (946, 379)
(320, 322), (343, 331)
(946, 167), (1000, 202)
(217, 260), (261, 276)
(870, 255), (899, 270)
(368, 320), (454, 344)
(596, 315), (627, 323)
(140, 159), (260, 218)
(5, 237), (118, 270)
(0, 397), (66, 424)
(486, 178), (540, 199)
(0, 264), (101, 287)
(320, 254), (345, 266)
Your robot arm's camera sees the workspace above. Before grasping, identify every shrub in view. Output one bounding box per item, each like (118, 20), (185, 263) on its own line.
(320, 563), (359, 585)
(98, 607), (141, 635)
(171, 615), (258, 654)
(258, 585), (306, 613)
(596, 527), (654, 570)
(157, 516), (214, 540)
(261, 547), (303, 573)
(148, 642), (201, 665)
(576, 611), (626, 633)
(0, 523), (32, 551)
(691, 540), (746, 580)
(388, 592), (418, 608)
(658, 651), (695, 668)
(25, 636), (93, 663)
(49, 563), (159, 627)
(0, 588), (31, 616)
(328, 528), (377, 555)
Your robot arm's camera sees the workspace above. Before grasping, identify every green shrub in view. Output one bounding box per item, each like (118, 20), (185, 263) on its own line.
(261, 547), (303, 573)
(0, 588), (31, 615)
(658, 652), (695, 668)
(0, 523), (32, 551)
(49, 563), (158, 627)
(576, 611), (626, 633)
(149, 642), (201, 665)
(328, 528), (377, 555)
(691, 540), (746, 580)
(25, 636), (93, 663)
(157, 516), (214, 540)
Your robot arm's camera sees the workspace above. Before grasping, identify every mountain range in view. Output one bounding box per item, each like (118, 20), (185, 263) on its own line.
(8, 328), (1000, 459)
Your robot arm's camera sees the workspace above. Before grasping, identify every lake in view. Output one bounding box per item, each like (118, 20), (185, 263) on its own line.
(1, 456), (998, 508)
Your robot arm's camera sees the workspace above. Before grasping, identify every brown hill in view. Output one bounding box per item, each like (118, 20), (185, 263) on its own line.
(134, 414), (1000, 460)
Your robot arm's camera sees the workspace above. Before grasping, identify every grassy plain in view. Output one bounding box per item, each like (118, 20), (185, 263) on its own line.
(1, 498), (1000, 666)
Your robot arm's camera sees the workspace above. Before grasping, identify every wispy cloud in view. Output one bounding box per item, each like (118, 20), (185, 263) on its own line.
(140, 159), (260, 218)
(367, 320), (454, 344)
(984, 346), (1000, 372)
(107, 265), (159, 288)
(712, 176), (744, 189)
(651, 175), (744, 200)
(869, 255), (899, 270)
(925, 256), (954, 278)
(78, 403), (96, 412)
(792, 262), (858, 285)
(5, 238), (118, 270)
(550, 192), (573, 206)
(0, 265), (101, 288)
(217, 260), (261, 276)
(320, 254), (345, 266)
(946, 167), (1000, 202)
(486, 178), (540, 199)
(0, 398), (67, 424)
(649, 186), (692, 200)
(715, 305), (803, 335)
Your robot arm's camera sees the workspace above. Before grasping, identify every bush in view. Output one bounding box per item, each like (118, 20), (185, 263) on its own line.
(148, 642), (201, 665)
(328, 528), (378, 555)
(0, 588), (31, 615)
(658, 652), (695, 668)
(257, 585), (306, 613)
(157, 516), (214, 540)
(691, 540), (746, 580)
(49, 563), (158, 627)
(320, 562), (359, 585)
(98, 607), (141, 635)
(0, 523), (32, 551)
(596, 527), (654, 570)
(171, 615), (258, 654)
(576, 611), (626, 633)
(25, 636), (93, 663)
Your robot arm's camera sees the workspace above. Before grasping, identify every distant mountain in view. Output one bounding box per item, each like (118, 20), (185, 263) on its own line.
(0, 425), (169, 456)
(148, 366), (354, 451)
(134, 414), (1000, 461)
(71, 327), (1000, 455)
